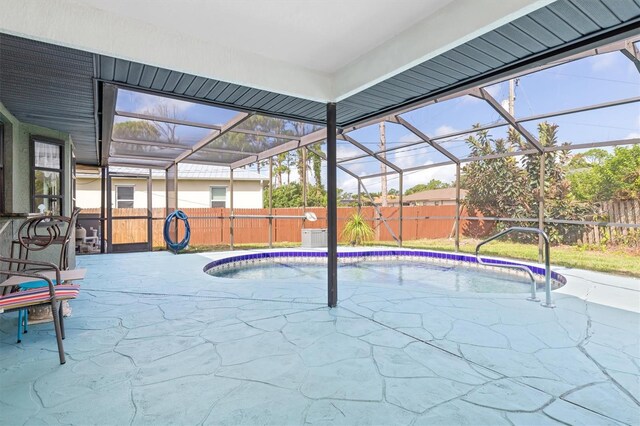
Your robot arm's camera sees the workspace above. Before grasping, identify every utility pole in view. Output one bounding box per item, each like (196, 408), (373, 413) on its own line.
(510, 78), (544, 260)
(508, 78), (516, 116)
(379, 122), (387, 207)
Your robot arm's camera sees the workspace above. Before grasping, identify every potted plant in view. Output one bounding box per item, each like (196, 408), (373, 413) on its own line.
(342, 212), (374, 246)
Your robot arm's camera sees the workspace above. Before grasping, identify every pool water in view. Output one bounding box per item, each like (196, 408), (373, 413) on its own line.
(209, 260), (543, 294)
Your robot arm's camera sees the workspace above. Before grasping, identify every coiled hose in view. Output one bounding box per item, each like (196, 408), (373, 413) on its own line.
(164, 210), (190, 253)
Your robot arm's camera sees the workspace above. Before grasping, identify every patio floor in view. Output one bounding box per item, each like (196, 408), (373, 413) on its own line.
(1, 250), (639, 425)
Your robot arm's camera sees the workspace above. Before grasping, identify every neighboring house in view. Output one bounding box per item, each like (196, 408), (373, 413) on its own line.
(374, 188), (467, 207)
(76, 164), (266, 209)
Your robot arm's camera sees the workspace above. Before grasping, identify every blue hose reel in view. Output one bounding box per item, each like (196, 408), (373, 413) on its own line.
(164, 210), (191, 253)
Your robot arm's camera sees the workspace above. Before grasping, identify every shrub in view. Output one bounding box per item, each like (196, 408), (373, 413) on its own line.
(342, 213), (374, 245)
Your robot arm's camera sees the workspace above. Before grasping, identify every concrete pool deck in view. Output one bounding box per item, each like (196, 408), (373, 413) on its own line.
(1, 249), (639, 425)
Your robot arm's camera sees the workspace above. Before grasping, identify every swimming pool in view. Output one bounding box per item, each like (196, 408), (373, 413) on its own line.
(204, 250), (566, 295)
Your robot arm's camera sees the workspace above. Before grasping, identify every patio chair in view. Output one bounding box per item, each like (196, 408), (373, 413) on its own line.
(9, 207), (81, 275)
(2, 209), (82, 336)
(0, 257), (83, 364)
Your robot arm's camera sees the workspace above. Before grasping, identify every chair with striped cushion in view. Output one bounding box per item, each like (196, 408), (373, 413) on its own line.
(1, 257), (82, 364)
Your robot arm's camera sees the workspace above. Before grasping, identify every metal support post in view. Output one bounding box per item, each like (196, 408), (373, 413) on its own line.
(538, 153), (545, 263)
(100, 167), (106, 254)
(173, 166), (179, 245)
(230, 168), (234, 251)
(327, 103), (338, 308)
(268, 157), (273, 248)
(357, 178), (362, 215)
(398, 172), (403, 247)
(455, 164), (461, 252)
(302, 148), (308, 209)
(147, 170), (153, 251)
(106, 169), (112, 253)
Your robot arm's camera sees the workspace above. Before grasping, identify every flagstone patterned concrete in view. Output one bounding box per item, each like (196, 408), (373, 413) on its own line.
(1, 250), (638, 425)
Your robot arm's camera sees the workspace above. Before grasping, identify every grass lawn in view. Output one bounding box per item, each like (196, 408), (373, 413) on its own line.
(164, 239), (639, 278)
(368, 239), (640, 278)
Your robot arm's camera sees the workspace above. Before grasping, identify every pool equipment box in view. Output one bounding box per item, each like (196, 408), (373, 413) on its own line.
(301, 229), (327, 248)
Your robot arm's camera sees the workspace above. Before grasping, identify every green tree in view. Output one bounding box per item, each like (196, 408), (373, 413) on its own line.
(309, 143), (323, 188)
(112, 120), (161, 140)
(264, 182), (326, 208)
(404, 179), (451, 195)
(569, 145), (640, 201)
(461, 127), (528, 223)
(337, 188), (355, 205)
(521, 123), (592, 243)
(567, 148), (609, 170)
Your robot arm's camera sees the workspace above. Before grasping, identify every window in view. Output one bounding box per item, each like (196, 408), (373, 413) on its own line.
(210, 186), (226, 207)
(31, 137), (64, 215)
(115, 185), (135, 208)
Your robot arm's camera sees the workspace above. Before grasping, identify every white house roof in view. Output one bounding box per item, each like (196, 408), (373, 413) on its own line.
(403, 188), (468, 203)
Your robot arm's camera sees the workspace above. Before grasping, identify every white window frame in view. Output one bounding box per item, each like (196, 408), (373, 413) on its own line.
(115, 185), (135, 208)
(210, 186), (227, 208)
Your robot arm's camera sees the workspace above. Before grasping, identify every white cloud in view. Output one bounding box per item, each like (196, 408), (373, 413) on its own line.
(126, 91), (194, 116)
(399, 133), (421, 143)
(434, 125), (457, 136)
(458, 94), (484, 105)
(392, 152), (423, 170)
(484, 83), (503, 100)
(337, 146), (365, 161)
(338, 175), (359, 193)
(590, 52), (616, 72)
(627, 114), (640, 139)
(402, 164), (456, 189)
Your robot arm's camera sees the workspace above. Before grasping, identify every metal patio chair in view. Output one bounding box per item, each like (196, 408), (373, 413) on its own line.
(9, 207), (81, 275)
(0, 257), (82, 364)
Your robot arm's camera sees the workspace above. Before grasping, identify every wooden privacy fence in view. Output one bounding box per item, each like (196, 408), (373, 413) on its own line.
(81, 206), (468, 247)
(581, 199), (640, 246)
(80, 199), (640, 248)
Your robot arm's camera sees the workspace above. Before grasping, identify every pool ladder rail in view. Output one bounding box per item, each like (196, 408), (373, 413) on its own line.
(475, 227), (555, 308)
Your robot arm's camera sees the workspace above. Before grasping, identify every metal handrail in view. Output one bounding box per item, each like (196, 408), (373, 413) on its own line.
(475, 227), (554, 308)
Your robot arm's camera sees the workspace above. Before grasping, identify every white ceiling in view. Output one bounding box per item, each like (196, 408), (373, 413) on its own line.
(0, 0), (552, 102)
(74, 0), (456, 74)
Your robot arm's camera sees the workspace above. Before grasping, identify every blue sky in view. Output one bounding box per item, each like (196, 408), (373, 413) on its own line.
(116, 48), (640, 194)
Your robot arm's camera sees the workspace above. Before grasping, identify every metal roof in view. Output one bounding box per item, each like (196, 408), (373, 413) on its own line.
(94, 0), (640, 128)
(0, 0), (638, 167)
(340, 0), (640, 124)
(0, 34), (97, 163)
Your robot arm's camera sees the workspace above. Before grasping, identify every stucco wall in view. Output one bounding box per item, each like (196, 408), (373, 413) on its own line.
(0, 100), (75, 267)
(0, 101), (73, 216)
(76, 177), (264, 209)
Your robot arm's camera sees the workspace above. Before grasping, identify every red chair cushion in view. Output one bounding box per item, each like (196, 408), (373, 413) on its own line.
(0, 284), (80, 310)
